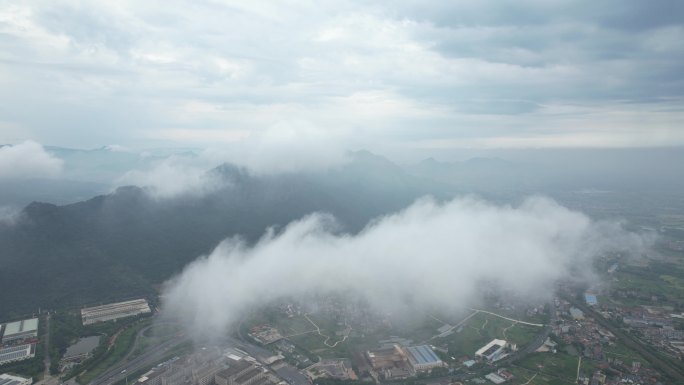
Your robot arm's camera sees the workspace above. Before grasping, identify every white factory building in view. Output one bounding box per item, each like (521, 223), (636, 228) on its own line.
(1, 318), (38, 344)
(403, 345), (444, 372)
(81, 299), (151, 325)
(475, 339), (512, 362)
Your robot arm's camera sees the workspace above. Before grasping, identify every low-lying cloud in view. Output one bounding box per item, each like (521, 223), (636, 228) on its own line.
(117, 155), (227, 199)
(163, 196), (650, 338)
(236, 121), (350, 175)
(0, 206), (22, 226)
(117, 122), (349, 198)
(0, 141), (63, 179)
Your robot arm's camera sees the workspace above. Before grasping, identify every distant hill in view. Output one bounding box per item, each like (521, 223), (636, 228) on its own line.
(2, 148), (684, 319)
(0, 151), (456, 319)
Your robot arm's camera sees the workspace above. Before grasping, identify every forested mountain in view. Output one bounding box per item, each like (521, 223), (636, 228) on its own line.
(0, 152), (456, 319)
(3, 148), (683, 319)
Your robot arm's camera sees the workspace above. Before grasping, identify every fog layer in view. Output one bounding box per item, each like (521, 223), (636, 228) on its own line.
(163, 196), (647, 337)
(0, 141), (63, 178)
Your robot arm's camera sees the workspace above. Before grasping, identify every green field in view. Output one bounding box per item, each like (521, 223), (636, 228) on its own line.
(433, 312), (541, 358)
(514, 352), (595, 383)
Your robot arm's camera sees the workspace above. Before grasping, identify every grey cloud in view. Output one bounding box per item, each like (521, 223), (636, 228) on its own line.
(0, 1), (682, 149)
(0, 206), (22, 226)
(116, 154), (227, 199)
(34, 3), (137, 54)
(0, 141), (64, 178)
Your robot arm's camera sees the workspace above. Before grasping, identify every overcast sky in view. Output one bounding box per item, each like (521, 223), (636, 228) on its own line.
(1, 0), (683, 154)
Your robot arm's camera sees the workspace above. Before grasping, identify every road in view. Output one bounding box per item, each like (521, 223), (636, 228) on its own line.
(467, 309), (545, 327)
(88, 334), (189, 385)
(35, 312), (60, 385)
(427, 308), (545, 343)
(44, 313), (51, 375)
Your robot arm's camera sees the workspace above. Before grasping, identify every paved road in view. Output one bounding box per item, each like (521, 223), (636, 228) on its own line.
(467, 309), (545, 327)
(88, 335), (188, 385)
(44, 313), (51, 374)
(35, 313), (60, 385)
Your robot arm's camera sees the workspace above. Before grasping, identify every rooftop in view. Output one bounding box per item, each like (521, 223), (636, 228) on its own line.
(234, 368), (263, 385)
(585, 294), (598, 306)
(475, 339), (507, 357)
(81, 299), (150, 315)
(216, 358), (252, 379)
(3, 318), (39, 336)
(405, 345), (442, 365)
(0, 374), (32, 385)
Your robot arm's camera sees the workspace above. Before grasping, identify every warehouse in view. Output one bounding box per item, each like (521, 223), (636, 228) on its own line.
(214, 358), (275, 385)
(1, 318), (39, 344)
(81, 299), (151, 325)
(475, 339), (509, 362)
(404, 345), (444, 372)
(0, 344), (35, 365)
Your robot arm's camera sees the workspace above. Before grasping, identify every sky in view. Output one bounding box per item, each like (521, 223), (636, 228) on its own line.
(1, 0), (683, 155)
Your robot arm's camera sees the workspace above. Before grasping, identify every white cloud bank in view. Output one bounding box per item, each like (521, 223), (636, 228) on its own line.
(163, 196), (650, 338)
(0, 141), (63, 178)
(117, 154), (227, 199)
(0, 206), (22, 226)
(117, 121), (350, 198)
(225, 121), (350, 175)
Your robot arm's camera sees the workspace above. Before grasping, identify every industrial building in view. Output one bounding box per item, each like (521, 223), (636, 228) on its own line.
(585, 293), (598, 306)
(475, 339), (510, 362)
(133, 349), (280, 385)
(366, 345), (412, 379)
(404, 345), (444, 372)
(0, 373), (32, 385)
(215, 358), (275, 385)
(81, 299), (151, 325)
(1, 318), (38, 344)
(484, 369), (514, 384)
(0, 344), (35, 365)
(306, 359), (357, 381)
(569, 307), (585, 320)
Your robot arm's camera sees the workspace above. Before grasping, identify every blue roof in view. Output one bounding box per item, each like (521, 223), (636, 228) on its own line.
(407, 345), (441, 365)
(585, 294), (598, 305)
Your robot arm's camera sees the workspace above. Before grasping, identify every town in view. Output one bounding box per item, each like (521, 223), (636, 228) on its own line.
(3, 271), (684, 385)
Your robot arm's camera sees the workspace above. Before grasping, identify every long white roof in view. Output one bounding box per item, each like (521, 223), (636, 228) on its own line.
(475, 339), (506, 356)
(3, 318), (38, 336)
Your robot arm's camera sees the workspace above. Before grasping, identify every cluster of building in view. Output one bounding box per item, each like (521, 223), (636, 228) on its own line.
(614, 305), (684, 358)
(134, 348), (281, 385)
(305, 359), (356, 381)
(570, 296), (684, 361)
(249, 326), (283, 345)
(0, 318), (39, 365)
(483, 368), (514, 384)
(553, 298), (662, 384)
(361, 344), (444, 380)
(270, 340), (310, 368)
(81, 298), (151, 325)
